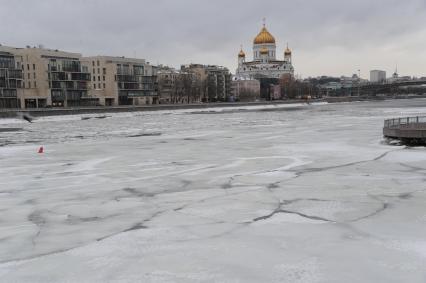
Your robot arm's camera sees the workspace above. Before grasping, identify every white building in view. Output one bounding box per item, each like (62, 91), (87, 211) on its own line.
(370, 70), (386, 83)
(236, 23), (294, 79)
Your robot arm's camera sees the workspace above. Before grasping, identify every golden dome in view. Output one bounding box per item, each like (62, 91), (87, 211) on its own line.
(284, 48), (292, 55)
(238, 49), (245, 57)
(259, 46), (268, 55)
(253, 26), (276, 44)
(284, 43), (292, 55)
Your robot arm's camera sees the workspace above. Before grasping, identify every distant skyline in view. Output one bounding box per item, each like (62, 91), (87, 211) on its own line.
(1, 0), (426, 78)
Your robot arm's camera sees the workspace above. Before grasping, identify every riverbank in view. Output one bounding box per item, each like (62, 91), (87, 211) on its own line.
(1, 95), (425, 118)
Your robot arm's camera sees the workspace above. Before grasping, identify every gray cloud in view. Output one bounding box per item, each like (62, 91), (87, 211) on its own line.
(1, 0), (425, 77)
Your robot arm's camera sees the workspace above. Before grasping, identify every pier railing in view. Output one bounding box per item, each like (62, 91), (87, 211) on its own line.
(384, 116), (426, 128)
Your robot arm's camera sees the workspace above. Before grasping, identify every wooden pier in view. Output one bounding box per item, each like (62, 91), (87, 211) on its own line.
(383, 116), (426, 144)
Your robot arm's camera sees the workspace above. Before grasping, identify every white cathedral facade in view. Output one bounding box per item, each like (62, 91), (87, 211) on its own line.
(236, 23), (294, 79)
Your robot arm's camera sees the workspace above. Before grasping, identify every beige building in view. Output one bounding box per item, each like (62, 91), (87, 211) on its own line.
(230, 79), (260, 102)
(0, 45), (93, 108)
(82, 56), (158, 106)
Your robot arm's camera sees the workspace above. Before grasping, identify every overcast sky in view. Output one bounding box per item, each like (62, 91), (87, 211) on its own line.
(1, 0), (426, 78)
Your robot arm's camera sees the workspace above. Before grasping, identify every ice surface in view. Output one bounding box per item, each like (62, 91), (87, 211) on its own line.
(1, 100), (426, 282)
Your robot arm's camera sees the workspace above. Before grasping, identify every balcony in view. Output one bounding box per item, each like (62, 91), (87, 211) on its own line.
(8, 69), (23, 79)
(117, 74), (137, 82)
(0, 89), (17, 98)
(71, 72), (91, 81)
(62, 62), (82, 73)
(51, 72), (67, 81)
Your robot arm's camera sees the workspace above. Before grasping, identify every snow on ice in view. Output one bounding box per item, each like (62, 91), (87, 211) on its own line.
(0, 99), (426, 282)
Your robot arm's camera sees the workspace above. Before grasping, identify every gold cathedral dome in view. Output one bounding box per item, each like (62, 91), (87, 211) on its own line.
(253, 25), (276, 44)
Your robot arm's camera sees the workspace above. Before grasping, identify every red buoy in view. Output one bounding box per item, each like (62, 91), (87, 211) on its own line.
(38, 146), (44, 154)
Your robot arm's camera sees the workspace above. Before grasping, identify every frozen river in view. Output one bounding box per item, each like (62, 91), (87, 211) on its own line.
(1, 99), (426, 282)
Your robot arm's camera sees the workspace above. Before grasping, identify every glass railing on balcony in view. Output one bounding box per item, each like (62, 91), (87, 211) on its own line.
(51, 72), (67, 81)
(117, 74), (138, 82)
(8, 69), (23, 79)
(62, 61), (81, 73)
(8, 79), (19, 88)
(52, 81), (63, 89)
(71, 73), (91, 81)
(0, 59), (15, 69)
(1, 89), (17, 97)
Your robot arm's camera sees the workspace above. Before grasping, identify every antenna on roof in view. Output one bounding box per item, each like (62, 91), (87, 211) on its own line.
(262, 17), (266, 27)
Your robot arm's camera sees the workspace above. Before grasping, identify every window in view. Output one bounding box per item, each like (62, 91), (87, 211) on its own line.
(97, 68), (100, 74)
(93, 76), (96, 81)
(33, 73), (36, 79)
(28, 82), (31, 88)
(34, 81), (37, 88)
(102, 68), (106, 75)
(92, 68), (95, 74)
(33, 64), (36, 70)
(103, 76), (105, 81)
(93, 84), (96, 89)
(27, 73), (30, 79)
(23, 82), (25, 88)
(97, 60), (99, 66)
(103, 83), (105, 88)
(92, 61), (95, 66)
(27, 64), (29, 70)
(98, 76), (100, 81)
(98, 83), (101, 89)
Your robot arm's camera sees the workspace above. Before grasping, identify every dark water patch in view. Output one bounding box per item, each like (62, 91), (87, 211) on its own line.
(398, 193), (412, 199)
(122, 187), (156, 198)
(0, 140), (16, 147)
(24, 140), (41, 144)
(23, 199), (37, 205)
(258, 106), (306, 112)
(62, 162), (74, 166)
(221, 183), (232, 189)
(127, 132), (162, 138)
(0, 127), (23, 132)
(73, 135), (86, 139)
(267, 183), (279, 189)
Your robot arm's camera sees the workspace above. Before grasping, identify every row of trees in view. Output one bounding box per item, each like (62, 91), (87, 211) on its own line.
(158, 69), (232, 103)
(157, 72), (205, 104)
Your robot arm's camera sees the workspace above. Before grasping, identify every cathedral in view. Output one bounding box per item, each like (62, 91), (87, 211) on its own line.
(236, 23), (294, 79)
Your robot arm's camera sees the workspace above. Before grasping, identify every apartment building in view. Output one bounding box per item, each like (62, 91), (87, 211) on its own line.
(0, 50), (23, 108)
(157, 66), (202, 104)
(180, 64), (231, 102)
(0, 45), (93, 108)
(82, 56), (158, 106)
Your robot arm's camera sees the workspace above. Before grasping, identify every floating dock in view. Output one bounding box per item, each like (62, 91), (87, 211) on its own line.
(383, 116), (426, 144)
